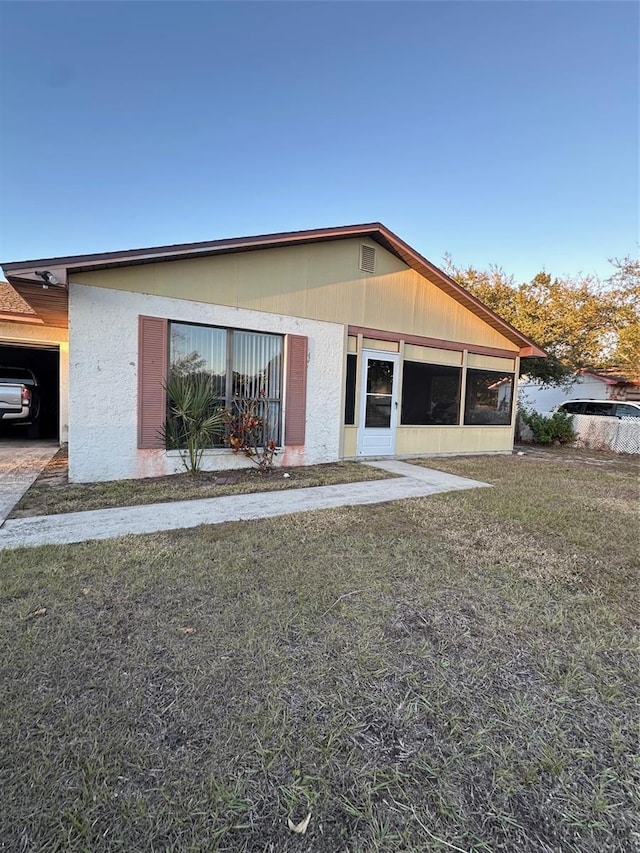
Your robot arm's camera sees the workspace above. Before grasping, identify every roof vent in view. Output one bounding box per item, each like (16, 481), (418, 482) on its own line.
(359, 244), (376, 274)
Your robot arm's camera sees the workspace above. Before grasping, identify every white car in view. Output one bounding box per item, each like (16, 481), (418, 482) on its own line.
(556, 399), (640, 418)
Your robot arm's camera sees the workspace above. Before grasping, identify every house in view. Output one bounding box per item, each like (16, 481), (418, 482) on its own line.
(1, 223), (545, 483)
(0, 281), (69, 441)
(519, 368), (640, 415)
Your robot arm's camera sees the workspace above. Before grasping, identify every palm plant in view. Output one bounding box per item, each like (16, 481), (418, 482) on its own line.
(160, 372), (224, 475)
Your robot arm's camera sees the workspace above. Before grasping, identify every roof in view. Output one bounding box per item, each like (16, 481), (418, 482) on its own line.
(1, 223), (547, 355)
(0, 280), (43, 324)
(0, 280), (36, 315)
(581, 368), (639, 387)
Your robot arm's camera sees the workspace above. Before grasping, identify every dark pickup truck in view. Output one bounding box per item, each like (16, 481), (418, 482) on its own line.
(0, 367), (40, 438)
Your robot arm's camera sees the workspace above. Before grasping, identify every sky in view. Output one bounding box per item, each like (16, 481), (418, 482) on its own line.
(0, 1), (637, 283)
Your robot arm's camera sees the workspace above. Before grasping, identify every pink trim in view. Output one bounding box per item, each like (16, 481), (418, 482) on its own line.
(349, 325), (518, 359)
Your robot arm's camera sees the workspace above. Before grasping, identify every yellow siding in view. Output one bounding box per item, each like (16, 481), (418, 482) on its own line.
(396, 426), (514, 454)
(403, 344), (462, 366)
(343, 426), (357, 457)
(72, 239), (517, 351)
(347, 335), (358, 353)
(362, 338), (399, 352)
(467, 353), (516, 371)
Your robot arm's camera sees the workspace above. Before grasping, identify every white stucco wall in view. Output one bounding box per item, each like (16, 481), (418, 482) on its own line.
(68, 283), (345, 482)
(518, 374), (608, 415)
(0, 320), (69, 442)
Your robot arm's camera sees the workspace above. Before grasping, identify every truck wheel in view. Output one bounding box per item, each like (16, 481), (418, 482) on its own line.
(27, 421), (40, 440)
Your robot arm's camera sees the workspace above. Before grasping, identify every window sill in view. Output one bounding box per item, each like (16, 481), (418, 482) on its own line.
(166, 447), (284, 458)
(166, 448), (228, 458)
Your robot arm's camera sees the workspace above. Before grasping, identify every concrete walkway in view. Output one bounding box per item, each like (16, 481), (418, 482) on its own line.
(0, 459), (490, 551)
(0, 441), (59, 524)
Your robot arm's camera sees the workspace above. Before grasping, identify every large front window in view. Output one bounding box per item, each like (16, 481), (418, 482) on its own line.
(169, 322), (283, 444)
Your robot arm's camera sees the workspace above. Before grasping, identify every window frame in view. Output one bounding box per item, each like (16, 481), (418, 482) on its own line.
(400, 359), (462, 426)
(168, 320), (284, 446)
(463, 368), (515, 427)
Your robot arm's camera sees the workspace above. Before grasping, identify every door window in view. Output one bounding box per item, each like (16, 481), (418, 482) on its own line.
(365, 359), (394, 428)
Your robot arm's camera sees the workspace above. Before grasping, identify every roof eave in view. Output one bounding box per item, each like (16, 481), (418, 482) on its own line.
(2, 222), (546, 356)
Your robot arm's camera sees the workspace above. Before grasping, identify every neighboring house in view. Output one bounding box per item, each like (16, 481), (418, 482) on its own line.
(0, 281), (69, 441)
(520, 368), (640, 415)
(1, 223), (545, 483)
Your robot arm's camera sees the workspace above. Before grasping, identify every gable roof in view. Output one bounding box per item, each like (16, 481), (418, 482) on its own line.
(1, 223), (546, 355)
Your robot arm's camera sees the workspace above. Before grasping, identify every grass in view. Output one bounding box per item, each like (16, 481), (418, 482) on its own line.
(0, 449), (638, 852)
(10, 446), (394, 518)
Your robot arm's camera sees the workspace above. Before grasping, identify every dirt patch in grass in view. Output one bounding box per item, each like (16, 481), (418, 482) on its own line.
(0, 452), (638, 852)
(10, 446), (394, 518)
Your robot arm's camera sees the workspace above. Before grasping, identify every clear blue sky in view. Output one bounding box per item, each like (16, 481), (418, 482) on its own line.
(0, 1), (637, 282)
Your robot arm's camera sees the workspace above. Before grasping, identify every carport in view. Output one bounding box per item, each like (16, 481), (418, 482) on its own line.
(0, 341), (60, 439)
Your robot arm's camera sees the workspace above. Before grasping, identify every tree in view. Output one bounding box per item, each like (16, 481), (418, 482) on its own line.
(604, 256), (640, 381)
(443, 255), (632, 383)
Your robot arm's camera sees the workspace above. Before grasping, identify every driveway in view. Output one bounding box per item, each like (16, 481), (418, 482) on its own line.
(0, 441), (59, 524)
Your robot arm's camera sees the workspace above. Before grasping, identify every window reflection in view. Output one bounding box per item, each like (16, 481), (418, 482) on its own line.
(367, 360), (394, 394)
(365, 395), (392, 427)
(464, 369), (513, 425)
(401, 361), (461, 425)
(169, 322), (283, 444)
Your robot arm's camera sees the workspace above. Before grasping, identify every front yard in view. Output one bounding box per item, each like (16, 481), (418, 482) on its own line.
(1, 450), (638, 852)
(10, 449), (393, 518)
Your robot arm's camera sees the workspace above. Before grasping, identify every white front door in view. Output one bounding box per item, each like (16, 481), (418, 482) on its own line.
(357, 350), (399, 456)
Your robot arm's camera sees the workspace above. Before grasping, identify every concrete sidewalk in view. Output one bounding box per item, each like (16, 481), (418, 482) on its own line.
(0, 460), (490, 551)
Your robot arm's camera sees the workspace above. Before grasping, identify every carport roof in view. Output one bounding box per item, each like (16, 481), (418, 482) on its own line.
(1, 223), (546, 355)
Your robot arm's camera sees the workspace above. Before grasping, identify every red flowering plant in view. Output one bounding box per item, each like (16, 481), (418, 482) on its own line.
(223, 394), (278, 474)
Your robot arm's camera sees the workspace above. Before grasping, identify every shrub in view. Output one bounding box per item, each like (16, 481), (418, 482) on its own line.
(161, 373), (225, 475)
(224, 396), (278, 474)
(520, 409), (576, 445)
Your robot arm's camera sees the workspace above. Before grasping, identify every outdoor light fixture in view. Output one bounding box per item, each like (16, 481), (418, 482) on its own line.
(35, 270), (60, 288)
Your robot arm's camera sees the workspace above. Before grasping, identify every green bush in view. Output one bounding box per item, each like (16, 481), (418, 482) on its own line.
(520, 409), (576, 445)
(160, 373), (225, 475)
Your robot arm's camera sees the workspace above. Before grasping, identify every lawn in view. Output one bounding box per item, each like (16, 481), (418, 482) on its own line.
(10, 447), (393, 518)
(1, 449), (638, 852)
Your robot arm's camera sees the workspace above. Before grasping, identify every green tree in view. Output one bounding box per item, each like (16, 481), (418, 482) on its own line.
(443, 256), (630, 383)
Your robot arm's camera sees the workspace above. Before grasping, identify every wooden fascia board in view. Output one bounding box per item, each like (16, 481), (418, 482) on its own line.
(1, 224), (384, 275)
(518, 345), (548, 358)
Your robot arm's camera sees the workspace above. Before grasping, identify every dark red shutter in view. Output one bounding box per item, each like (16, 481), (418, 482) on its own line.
(285, 334), (308, 445)
(138, 315), (168, 449)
